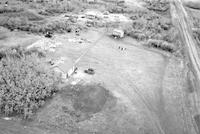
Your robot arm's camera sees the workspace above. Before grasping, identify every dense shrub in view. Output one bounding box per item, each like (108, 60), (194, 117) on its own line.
(193, 30), (200, 46)
(126, 9), (178, 45)
(192, 17), (200, 28)
(144, 0), (170, 12)
(107, 6), (124, 13)
(0, 47), (60, 118)
(0, 6), (24, 14)
(0, 15), (74, 34)
(38, 10), (51, 16)
(44, 1), (76, 14)
(0, 16), (30, 31)
(128, 32), (147, 41)
(144, 39), (176, 53)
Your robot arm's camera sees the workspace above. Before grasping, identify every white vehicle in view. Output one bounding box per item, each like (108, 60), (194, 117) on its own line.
(112, 29), (124, 38)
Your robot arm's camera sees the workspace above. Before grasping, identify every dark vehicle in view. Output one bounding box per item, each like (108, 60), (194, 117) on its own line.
(84, 68), (95, 75)
(67, 28), (72, 33)
(45, 31), (53, 38)
(75, 29), (80, 36)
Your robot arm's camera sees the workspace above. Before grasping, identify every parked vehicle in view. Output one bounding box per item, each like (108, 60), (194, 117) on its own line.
(84, 68), (95, 75)
(45, 31), (53, 38)
(112, 29), (125, 39)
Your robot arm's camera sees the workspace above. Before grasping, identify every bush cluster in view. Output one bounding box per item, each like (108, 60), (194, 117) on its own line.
(0, 16), (74, 34)
(126, 10), (179, 45)
(193, 30), (200, 46)
(127, 32), (146, 41)
(0, 6), (24, 14)
(192, 17), (200, 28)
(144, 39), (176, 53)
(36, 1), (77, 15)
(144, 0), (170, 12)
(44, 20), (73, 33)
(0, 47), (60, 118)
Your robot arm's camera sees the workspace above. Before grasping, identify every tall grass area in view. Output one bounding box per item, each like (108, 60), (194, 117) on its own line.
(0, 0), (93, 33)
(0, 46), (61, 118)
(0, 11), (74, 34)
(29, 0), (105, 15)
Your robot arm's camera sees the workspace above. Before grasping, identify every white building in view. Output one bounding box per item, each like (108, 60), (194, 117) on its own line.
(85, 9), (103, 19)
(86, 0), (96, 4)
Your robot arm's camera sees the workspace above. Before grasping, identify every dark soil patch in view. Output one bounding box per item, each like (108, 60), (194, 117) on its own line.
(61, 84), (111, 114)
(58, 84), (116, 122)
(186, 71), (196, 93)
(73, 85), (109, 113)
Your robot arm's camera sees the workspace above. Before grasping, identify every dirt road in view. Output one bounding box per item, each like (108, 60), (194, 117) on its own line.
(170, 0), (200, 87)
(170, 0), (200, 133)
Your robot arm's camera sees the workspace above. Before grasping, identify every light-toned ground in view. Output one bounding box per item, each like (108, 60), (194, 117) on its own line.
(25, 29), (189, 133)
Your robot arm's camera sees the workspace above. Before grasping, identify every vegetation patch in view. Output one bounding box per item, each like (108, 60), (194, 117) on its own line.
(144, 0), (170, 15)
(0, 46), (60, 118)
(143, 39), (177, 53)
(0, 15), (76, 34)
(194, 114), (200, 133)
(125, 9), (180, 49)
(0, 5), (24, 14)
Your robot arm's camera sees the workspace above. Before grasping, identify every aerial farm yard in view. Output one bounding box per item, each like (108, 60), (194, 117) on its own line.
(0, 0), (200, 134)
